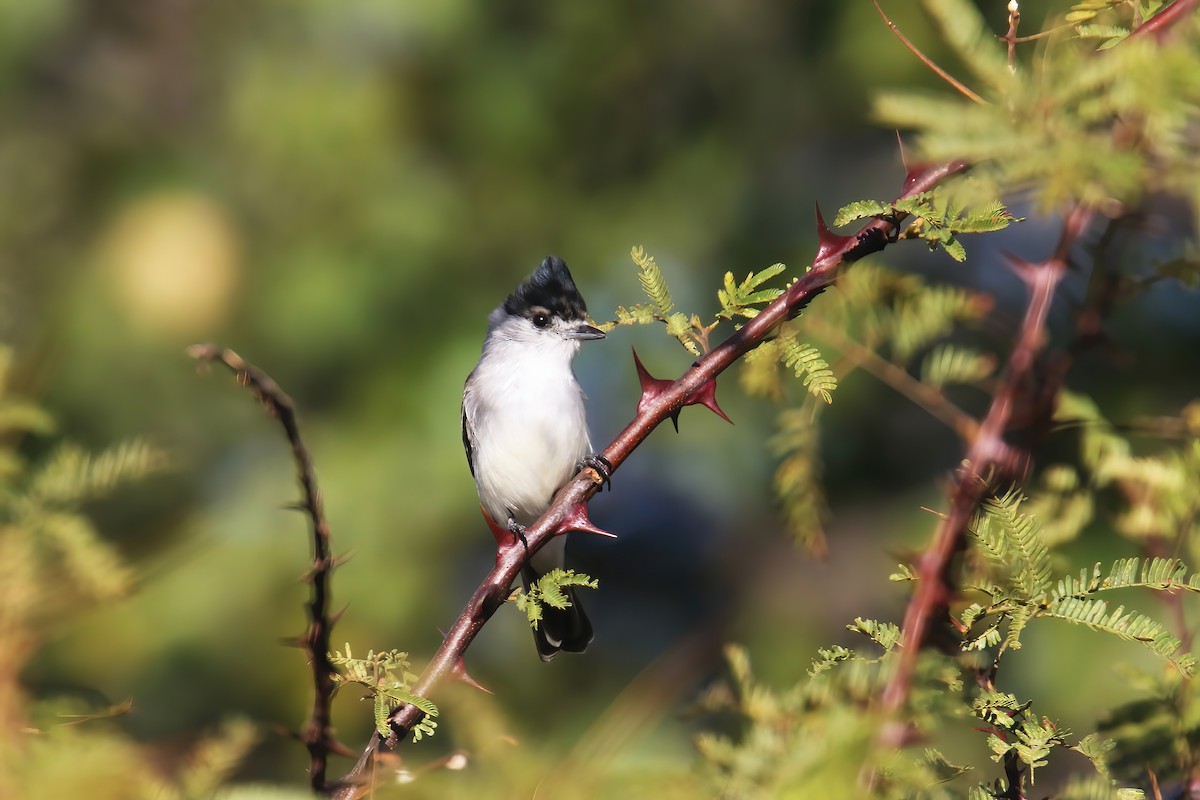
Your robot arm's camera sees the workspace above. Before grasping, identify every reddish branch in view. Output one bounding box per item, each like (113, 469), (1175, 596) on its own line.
(330, 159), (970, 798)
(188, 344), (346, 794)
(877, 205), (1093, 735)
(1127, 0), (1199, 42)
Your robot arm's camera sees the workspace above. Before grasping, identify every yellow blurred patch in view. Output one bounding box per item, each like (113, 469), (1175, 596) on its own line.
(101, 191), (240, 337)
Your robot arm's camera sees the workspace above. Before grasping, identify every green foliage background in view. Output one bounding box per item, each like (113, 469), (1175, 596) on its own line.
(1, 1), (1198, 797)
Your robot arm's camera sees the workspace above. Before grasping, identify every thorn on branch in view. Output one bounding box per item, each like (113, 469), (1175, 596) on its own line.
(333, 158), (977, 797)
(557, 502), (618, 540)
(633, 348), (674, 417)
(632, 349), (732, 430)
(815, 203), (853, 263)
(688, 376), (733, 425)
(452, 655), (493, 695)
(188, 343), (340, 794)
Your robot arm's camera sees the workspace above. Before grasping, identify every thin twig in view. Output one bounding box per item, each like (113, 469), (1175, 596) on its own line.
(188, 344), (345, 794)
(871, 0), (987, 105)
(1011, 21), (1080, 43)
(808, 320), (980, 442)
(1002, 1), (1021, 71)
(330, 160), (972, 799)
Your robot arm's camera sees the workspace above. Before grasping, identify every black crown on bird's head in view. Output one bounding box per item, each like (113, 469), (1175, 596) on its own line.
(503, 256), (589, 322)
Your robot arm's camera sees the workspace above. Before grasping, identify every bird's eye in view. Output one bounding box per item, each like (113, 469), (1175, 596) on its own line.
(532, 314), (550, 329)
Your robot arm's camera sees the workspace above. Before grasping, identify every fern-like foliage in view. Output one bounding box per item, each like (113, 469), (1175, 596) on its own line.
(776, 335), (836, 404)
(834, 192), (1017, 263)
(606, 246), (790, 356)
(511, 568), (597, 630)
(1044, 597), (1194, 673)
(177, 718), (260, 798)
(1067, 1), (1164, 48)
(963, 490), (1200, 674)
(717, 263), (786, 320)
(1097, 666), (1200, 783)
(633, 244), (674, 318)
(0, 348), (167, 625)
(606, 246), (707, 355)
(920, 344), (995, 390)
(1055, 392), (1200, 543)
(975, 489), (1054, 602)
(743, 262), (994, 557)
(769, 409), (828, 553)
(27, 440), (167, 506)
(875, 1), (1200, 228)
(846, 617), (901, 653)
(329, 644), (439, 740)
(698, 643), (965, 799)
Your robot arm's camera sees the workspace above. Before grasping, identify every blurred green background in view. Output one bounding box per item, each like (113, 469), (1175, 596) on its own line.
(3, 0), (1198, 795)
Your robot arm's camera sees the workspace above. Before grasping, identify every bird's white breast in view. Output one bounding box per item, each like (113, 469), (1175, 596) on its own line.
(465, 335), (591, 527)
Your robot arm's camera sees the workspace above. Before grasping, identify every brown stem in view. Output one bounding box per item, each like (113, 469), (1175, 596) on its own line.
(811, 320), (980, 442)
(871, 0), (987, 105)
(1127, 0), (1199, 42)
(330, 160), (972, 798)
(188, 344), (345, 794)
(878, 205), (1091, 737)
(1002, 1), (1021, 70)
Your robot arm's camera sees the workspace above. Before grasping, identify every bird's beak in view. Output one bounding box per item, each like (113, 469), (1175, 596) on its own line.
(567, 322), (606, 341)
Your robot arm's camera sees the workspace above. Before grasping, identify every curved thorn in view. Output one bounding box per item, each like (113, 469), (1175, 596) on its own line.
(633, 348), (673, 416)
(452, 654), (493, 695)
(815, 202), (853, 263)
(558, 502), (618, 539)
(688, 378), (733, 425)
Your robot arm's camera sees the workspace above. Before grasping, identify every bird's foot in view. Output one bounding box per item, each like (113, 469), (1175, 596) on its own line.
(506, 519), (529, 552)
(577, 454), (613, 491)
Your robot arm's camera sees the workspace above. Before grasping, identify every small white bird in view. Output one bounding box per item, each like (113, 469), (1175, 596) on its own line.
(462, 256), (609, 661)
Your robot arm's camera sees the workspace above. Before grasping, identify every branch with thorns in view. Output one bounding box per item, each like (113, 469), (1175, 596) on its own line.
(873, 0), (1200, 755)
(329, 158), (970, 799)
(877, 204), (1093, 746)
(188, 344), (349, 794)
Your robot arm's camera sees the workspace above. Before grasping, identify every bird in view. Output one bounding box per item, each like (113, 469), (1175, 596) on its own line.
(461, 255), (610, 661)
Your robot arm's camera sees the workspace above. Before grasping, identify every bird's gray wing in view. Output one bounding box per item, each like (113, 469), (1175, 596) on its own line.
(461, 378), (476, 477)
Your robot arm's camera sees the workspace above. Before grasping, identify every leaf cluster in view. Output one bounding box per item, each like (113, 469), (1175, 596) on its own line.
(0, 347), (267, 798)
(330, 643), (439, 740)
(962, 489), (1200, 673)
(876, 0), (1200, 228)
(604, 246), (787, 356)
(741, 262), (995, 553)
(834, 193), (1016, 263)
(0, 347), (167, 632)
(510, 567), (597, 631)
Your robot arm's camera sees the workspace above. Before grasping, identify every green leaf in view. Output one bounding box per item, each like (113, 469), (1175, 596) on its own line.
(40, 511), (132, 601)
(717, 263), (786, 321)
(777, 336), (836, 404)
(973, 489), (1053, 601)
(631, 245), (673, 318)
(833, 199), (893, 227)
(1044, 596), (1193, 675)
(516, 569), (598, 629)
(28, 440), (168, 506)
(611, 304), (658, 327)
(664, 311), (701, 355)
(920, 344), (996, 389)
(846, 617), (901, 652)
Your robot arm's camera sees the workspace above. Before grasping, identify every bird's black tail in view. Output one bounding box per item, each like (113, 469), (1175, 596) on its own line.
(522, 564), (593, 662)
